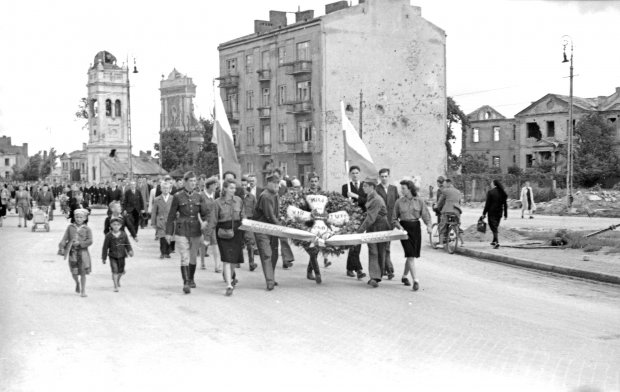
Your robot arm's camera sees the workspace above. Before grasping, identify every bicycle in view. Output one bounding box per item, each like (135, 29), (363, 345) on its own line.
(429, 207), (462, 254)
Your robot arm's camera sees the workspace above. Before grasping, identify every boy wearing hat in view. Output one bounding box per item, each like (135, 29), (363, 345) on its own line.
(357, 177), (390, 288)
(102, 217), (134, 292)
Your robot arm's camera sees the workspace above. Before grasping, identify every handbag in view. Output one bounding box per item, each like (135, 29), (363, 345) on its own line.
(477, 217), (487, 233)
(26, 211), (33, 221)
(217, 203), (235, 239)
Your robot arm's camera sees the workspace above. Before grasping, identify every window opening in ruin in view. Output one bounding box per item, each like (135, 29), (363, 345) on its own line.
(298, 121), (312, 141)
(485, 111), (491, 120)
(261, 50), (270, 70)
(512, 124), (516, 140)
(526, 154), (533, 168)
(526, 122), (542, 140)
(546, 121), (555, 138)
(473, 128), (479, 143)
(492, 156), (500, 167)
(540, 151), (552, 161)
(493, 126), (500, 141)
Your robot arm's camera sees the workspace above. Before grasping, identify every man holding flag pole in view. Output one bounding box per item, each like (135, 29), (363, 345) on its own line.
(340, 101), (377, 280)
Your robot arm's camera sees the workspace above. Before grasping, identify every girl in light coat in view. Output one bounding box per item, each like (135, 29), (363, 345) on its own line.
(520, 181), (536, 219)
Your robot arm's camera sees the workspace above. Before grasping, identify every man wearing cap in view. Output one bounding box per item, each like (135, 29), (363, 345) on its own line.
(376, 168), (399, 279)
(436, 178), (462, 245)
(165, 171), (209, 294)
(253, 173), (282, 290)
(357, 177), (390, 288)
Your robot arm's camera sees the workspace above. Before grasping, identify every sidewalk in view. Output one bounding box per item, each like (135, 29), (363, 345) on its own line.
(456, 241), (620, 285)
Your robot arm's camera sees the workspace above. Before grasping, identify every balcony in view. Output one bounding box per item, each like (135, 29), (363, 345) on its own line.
(286, 141), (315, 153)
(257, 107), (271, 118)
(217, 73), (239, 89)
(285, 60), (312, 75)
(286, 101), (313, 114)
(258, 144), (272, 155)
(225, 109), (240, 123)
(257, 69), (271, 81)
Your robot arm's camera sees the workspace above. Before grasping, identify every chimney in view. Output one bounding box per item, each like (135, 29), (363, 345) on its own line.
(326, 1), (349, 14)
(254, 20), (273, 34)
(22, 143), (28, 157)
(295, 10), (314, 22)
(269, 11), (287, 28)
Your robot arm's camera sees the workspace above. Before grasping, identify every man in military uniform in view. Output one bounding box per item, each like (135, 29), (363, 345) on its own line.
(165, 171), (209, 294)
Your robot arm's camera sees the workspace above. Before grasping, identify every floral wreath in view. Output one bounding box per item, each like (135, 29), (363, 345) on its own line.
(279, 190), (365, 257)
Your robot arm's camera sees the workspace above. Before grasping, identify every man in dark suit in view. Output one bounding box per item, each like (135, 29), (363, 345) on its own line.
(436, 178), (462, 244)
(247, 174), (262, 199)
(108, 182), (122, 203)
(123, 180), (144, 238)
(341, 165), (367, 279)
(35, 183), (56, 220)
(376, 168), (399, 279)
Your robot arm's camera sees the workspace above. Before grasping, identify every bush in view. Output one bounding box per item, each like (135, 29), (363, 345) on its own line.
(534, 188), (557, 203)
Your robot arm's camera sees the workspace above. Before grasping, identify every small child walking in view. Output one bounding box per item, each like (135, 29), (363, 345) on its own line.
(58, 208), (93, 297)
(102, 217), (134, 292)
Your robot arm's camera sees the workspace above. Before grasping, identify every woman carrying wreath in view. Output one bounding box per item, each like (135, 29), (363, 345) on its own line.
(205, 179), (245, 296)
(392, 180), (432, 291)
(304, 172), (324, 284)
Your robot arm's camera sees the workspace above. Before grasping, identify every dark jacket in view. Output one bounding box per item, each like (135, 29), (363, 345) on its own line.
(123, 188), (143, 213)
(102, 231), (133, 260)
(165, 189), (209, 237)
(108, 187), (122, 202)
(341, 181), (367, 212)
(376, 183), (399, 228)
(104, 213), (137, 239)
(483, 188), (508, 218)
(357, 191), (389, 233)
(254, 188), (280, 225)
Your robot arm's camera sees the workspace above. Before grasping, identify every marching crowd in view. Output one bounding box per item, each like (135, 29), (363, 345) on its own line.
(0, 165), (516, 298)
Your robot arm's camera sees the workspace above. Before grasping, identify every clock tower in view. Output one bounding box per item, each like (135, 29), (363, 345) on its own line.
(160, 69), (204, 154)
(86, 50), (131, 182)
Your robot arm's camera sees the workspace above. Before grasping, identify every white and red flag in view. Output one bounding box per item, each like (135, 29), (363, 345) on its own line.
(341, 101), (376, 176)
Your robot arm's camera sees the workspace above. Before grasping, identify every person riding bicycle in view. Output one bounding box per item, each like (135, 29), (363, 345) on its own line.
(435, 178), (462, 244)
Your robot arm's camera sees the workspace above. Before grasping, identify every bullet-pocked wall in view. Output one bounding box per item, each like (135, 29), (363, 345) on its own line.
(321, 0), (446, 191)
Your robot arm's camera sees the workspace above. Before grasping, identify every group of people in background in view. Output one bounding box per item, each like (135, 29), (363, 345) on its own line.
(1, 165), (534, 297)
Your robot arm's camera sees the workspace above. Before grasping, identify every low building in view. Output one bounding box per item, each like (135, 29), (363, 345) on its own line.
(463, 88), (620, 173)
(59, 144), (88, 182)
(463, 106), (517, 173)
(0, 136), (28, 179)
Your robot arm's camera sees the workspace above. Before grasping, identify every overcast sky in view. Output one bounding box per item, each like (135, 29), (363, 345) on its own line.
(1, 0), (619, 157)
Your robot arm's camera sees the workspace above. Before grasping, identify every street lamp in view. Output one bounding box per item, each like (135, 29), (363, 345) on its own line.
(562, 35), (574, 209)
(127, 57), (138, 180)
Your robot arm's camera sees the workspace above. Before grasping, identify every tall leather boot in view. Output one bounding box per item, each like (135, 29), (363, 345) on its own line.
(188, 264), (197, 288)
(181, 266), (190, 294)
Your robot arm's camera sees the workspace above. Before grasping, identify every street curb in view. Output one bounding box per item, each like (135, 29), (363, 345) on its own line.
(455, 247), (620, 285)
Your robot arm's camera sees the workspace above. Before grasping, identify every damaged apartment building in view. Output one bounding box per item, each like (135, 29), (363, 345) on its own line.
(463, 87), (620, 173)
(216, 0), (447, 190)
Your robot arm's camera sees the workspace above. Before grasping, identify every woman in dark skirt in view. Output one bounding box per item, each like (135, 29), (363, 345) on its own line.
(392, 180), (432, 291)
(205, 179), (245, 296)
(482, 179), (508, 249)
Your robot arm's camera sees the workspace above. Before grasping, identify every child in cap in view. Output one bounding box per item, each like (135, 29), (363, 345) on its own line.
(102, 217), (134, 292)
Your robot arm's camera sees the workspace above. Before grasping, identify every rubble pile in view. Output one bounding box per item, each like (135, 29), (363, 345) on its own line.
(536, 190), (620, 217)
(461, 224), (528, 243)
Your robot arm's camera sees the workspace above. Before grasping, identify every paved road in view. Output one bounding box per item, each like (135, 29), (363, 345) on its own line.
(1, 213), (619, 392)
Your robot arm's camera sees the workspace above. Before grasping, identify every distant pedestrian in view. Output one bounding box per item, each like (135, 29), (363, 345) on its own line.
(520, 181), (536, 219)
(58, 209), (93, 297)
(151, 183), (174, 259)
(392, 180), (433, 291)
(102, 217), (134, 292)
(15, 184), (32, 228)
(482, 179), (508, 249)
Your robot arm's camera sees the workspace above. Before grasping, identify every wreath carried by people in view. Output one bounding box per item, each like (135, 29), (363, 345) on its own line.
(279, 190), (365, 257)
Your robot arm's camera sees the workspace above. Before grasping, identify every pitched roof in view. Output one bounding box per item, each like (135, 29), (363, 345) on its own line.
(101, 156), (166, 175)
(467, 105), (507, 121)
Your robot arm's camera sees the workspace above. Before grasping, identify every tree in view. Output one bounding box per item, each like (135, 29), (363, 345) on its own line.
(19, 152), (44, 181)
(75, 97), (92, 129)
(572, 113), (620, 187)
(461, 153), (489, 174)
(155, 130), (192, 172)
(40, 148), (58, 179)
(446, 97), (469, 172)
(193, 117), (219, 176)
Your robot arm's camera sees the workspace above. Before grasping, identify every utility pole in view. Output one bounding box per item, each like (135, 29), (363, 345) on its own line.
(127, 58), (138, 180)
(562, 36), (574, 209)
(359, 90), (363, 138)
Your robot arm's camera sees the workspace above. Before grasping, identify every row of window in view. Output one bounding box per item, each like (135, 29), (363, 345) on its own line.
(472, 125), (517, 143)
(91, 99), (122, 118)
(226, 41), (311, 74)
(3, 158), (12, 166)
(240, 121), (312, 147)
(226, 82), (311, 113)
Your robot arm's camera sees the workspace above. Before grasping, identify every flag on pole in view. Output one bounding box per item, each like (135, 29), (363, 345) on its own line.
(214, 89), (240, 172)
(341, 101), (376, 176)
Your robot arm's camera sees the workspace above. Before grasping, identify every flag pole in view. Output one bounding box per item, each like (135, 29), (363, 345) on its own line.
(213, 79), (224, 190)
(342, 105), (351, 198)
